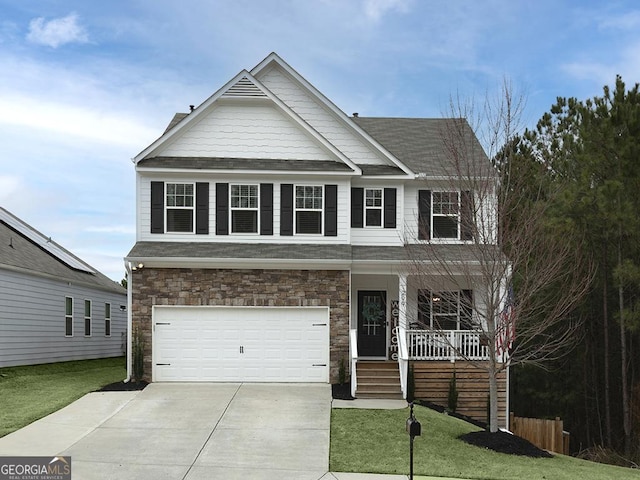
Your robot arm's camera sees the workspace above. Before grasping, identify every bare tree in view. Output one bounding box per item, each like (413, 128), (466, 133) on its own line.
(405, 81), (593, 433)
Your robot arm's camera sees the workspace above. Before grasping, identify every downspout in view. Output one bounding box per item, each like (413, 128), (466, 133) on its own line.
(124, 261), (133, 382)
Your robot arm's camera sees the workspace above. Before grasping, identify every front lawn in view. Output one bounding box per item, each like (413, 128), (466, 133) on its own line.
(0, 357), (126, 437)
(330, 405), (640, 480)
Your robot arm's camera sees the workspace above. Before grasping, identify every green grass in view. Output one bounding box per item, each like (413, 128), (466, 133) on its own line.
(330, 405), (640, 480)
(0, 357), (126, 437)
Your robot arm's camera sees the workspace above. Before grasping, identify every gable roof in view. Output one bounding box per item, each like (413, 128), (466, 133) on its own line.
(251, 53), (414, 176)
(353, 117), (495, 178)
(134, 68), (362, 175)
(0, 207), (125, 294)
(139, 53), (493, 179)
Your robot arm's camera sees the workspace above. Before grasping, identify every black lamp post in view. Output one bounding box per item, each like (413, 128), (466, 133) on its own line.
(406, 401), (422, 479)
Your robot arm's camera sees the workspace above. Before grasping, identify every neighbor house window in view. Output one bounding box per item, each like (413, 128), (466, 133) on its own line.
(432, 191), (459, 239)
(105, 303), (111, 337)
(65, 297), (73, 337)
(365, 188), (383, 227)
(295, 185), (323, 234)
(84, 300), (92, 336)
(166, 183), (194, 232)
(417, 290), (473, 330)
(230, 184), (258, 233)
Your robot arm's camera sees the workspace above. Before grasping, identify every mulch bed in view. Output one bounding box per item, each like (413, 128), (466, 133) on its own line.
(97, 380), (149, 392)
(460, 430), (553, 458)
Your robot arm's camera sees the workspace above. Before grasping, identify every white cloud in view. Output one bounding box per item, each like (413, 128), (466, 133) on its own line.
(599, 11), (640, 30)
(362, 0), (411, 21)
(27, 12), (89, 48)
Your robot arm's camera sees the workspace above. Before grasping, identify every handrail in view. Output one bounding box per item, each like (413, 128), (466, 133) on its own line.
(406, 329), (489, 361)
(398, 325), (408, 399)
(349, 329), (358, 398)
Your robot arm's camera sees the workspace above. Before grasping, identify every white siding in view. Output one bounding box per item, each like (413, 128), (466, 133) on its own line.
(258, 67), (392, 166)
(158, 103), (334, 161)
(0, 269), (127, 367)
(137, 175), (351, 244)
(350, 184), (405, 246)
(404, 182), (496, 245)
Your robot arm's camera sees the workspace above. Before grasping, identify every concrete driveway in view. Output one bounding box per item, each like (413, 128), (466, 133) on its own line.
(0, 383), (331, 480)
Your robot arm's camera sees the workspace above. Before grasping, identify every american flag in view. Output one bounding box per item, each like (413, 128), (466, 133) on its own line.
(496, 286), (515, 360)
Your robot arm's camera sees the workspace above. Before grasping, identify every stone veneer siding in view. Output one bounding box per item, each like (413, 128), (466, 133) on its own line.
(131, 268), (350, 383)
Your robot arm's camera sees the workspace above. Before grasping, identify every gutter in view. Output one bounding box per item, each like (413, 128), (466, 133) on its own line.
(124, 261), (133, 383)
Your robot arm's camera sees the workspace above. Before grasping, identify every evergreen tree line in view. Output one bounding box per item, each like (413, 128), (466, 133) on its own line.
(507, 76), (640, 461)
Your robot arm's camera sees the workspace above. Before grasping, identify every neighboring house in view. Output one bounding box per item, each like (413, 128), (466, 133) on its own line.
(0, 207), (127, 367)
(126, 53), (508, 425)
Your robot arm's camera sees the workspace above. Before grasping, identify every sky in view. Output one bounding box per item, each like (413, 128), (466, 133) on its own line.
(1, 0), (639, 281)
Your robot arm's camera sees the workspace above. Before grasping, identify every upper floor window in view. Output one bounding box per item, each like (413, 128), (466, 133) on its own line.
(418, 190), (472, 241)
(231, 184), (259, 233)
(417, 290), (473, 330)
(365, 188), (383, 227)
(166, 183), (194, 233)
(432, 191), (459, 239)
(295, 186), (323, 234)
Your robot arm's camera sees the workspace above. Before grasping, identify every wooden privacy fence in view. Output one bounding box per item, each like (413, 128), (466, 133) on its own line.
(509, 413), (570, 455)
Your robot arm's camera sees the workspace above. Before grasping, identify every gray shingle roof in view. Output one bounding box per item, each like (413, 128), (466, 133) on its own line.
(126, 241), (498, 264)
(353, 117), (495, 177)
(137, 157), (354, 172)
(0, 214), (126, 294)
(156, 114), (492, 178)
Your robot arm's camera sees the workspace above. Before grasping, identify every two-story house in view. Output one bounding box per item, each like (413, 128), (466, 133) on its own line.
(126, 53), (507, 426)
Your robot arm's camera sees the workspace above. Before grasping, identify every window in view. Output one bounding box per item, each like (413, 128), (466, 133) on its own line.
(105, 303), (111, 337)
(432, 191), (459, 239)
(84, 300), (92, 337)
(365, 188), (382, 227)
(65, 297), (73, 337)
(417, 290), (473, 330)
(166, 183), (194, 232)
(295, 186), (323, 234)
(230, 184), (258, 233)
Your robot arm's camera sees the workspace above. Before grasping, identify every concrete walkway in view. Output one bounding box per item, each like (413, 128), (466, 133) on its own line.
(0, 387), (457, 480)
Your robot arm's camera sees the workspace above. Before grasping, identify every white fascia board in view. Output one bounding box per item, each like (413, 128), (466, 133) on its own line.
(251, 53), (415, 178)
(124, 256), (352, 271)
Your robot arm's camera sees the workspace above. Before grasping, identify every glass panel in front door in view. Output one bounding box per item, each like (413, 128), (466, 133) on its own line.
(362, 294), (385, 335)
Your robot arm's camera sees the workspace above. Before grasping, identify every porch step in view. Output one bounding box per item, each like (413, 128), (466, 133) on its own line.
(355, 361), (403, 400)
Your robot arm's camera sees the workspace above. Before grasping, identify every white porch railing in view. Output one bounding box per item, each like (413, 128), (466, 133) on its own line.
(349, 329), (358, 398)
(407, 329), (489, 361)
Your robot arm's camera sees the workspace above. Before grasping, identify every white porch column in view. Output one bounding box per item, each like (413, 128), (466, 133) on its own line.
(398, 273), (408, 329)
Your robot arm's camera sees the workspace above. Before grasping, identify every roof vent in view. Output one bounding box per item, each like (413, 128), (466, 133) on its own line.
(223, 77), (267, 98)
(353, 112), (359, 117)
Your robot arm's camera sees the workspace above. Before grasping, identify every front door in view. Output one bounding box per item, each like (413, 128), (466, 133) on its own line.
(357, 290), (387, 357)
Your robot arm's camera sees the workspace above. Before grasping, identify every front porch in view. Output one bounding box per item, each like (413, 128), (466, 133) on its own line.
(349, 272), (507, 427)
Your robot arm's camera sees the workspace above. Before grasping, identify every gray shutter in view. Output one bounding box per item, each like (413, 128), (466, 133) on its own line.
(280, 184), (293, 236)
(325, 184), (338, 236)
(216, 183), (228, 235)
(460, 190), (473, 241)
(150, 181), (164, 234)
(383, 188), (397, 229)
(351, 188), (363, 228)
(196, 182), (209, 235)
(260, 183), (273, 235)
(418, 190), (431, 240)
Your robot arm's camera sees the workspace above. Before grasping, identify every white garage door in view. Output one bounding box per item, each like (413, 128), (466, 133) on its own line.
(153, 306), (329, 382)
